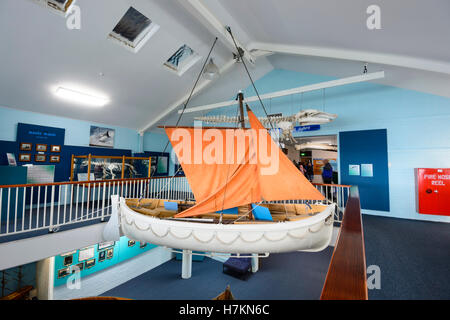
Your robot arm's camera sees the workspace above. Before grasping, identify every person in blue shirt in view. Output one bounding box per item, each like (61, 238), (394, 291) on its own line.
(322, 160), (333, 184)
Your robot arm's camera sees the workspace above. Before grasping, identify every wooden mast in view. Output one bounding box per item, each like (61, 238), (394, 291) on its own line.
(237, 92), (245, 129)
(237, 92), (253, 219)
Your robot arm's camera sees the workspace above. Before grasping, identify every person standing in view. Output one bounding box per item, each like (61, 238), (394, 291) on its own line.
(299, 162), (307, 177)
(322, 160), (333, 184)
(306, 160), (314, 182)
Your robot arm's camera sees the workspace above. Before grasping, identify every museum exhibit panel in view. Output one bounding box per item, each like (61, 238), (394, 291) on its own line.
(0, 0), (448, 305)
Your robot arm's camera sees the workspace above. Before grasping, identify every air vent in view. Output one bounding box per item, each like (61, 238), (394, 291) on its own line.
(164, 44), (201, 76)
(108, 7), (159, 53)
(32, 0), (76, 17)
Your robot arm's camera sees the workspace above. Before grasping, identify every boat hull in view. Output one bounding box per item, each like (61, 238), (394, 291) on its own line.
(118, 198), (335, 254)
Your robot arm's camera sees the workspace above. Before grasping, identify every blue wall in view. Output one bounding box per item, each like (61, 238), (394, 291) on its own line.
(340, 129), (390, 212)
(206, 69), (450, 223)
(143, 131), (175, 176)
(0, 106), (173, 178)
(54, 236), (157, 287)
(0, 106), (140, 152)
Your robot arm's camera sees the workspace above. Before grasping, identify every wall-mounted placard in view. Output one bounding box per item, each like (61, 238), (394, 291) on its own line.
(349, 164), (360, 176)
(361, 164), (374, 177)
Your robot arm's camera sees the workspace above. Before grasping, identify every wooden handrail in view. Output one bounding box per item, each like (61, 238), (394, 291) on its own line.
(0, 286), (33, 300)
(320, 186), (368, 300)
(312, 182), (352, 188)
(72, 155), (151, 160)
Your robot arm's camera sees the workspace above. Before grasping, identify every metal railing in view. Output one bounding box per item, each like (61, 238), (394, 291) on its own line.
(0, 176), (348, 239)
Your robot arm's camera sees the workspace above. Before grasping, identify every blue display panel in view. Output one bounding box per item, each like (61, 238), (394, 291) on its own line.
(339, 129), (390, 212)
(54, 236), (157, 287)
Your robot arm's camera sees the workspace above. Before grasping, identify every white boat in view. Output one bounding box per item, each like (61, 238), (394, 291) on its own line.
(104, 105), (334, 254)
(118, 198), (334, 254)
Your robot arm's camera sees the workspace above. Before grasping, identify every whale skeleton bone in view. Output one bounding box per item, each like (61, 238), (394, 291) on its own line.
(81, 160), (138, 180)
(195, 109), (337, 144)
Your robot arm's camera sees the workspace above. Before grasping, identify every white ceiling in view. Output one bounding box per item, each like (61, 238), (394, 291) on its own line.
(0, 0), (449, 132)
(220, 0), (450, 62)
(0, 0), (232, 130)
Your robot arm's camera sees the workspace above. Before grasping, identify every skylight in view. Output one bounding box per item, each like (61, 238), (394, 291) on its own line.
(164, 44), (202, 76)
(47, 0), (73, 13)
(32, 0), (76, 17)
(108, 7), (159, 53)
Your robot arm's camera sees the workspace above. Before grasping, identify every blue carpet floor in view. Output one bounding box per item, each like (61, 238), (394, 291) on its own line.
(101, 248), (334, 300)
(363, 214), (450, 300)
(100, 214), (450, 300)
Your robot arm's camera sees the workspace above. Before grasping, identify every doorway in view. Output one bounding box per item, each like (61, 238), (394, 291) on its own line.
(284, 134), (338, 184)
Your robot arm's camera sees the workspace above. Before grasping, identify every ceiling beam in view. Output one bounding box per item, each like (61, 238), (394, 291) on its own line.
(179, 71), (385, 114)
(248, 42), (450, 76)
(177, 0), (255, 65)
(139, 59), (237, 133)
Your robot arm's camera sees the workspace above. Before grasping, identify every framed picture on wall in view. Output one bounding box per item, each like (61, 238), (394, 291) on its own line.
(85, 259), (96, 269)
(19, 154), (31, 162)
(20, 143), (32, 151)
(7, 153), (17, 166)
(50, 145), (61, 152)
(127, 240), (136, 247)
(78, 246), (95, 262)
(106, 248), (114, 259)
(98, 241), (115, 250)
(98, 250), (106, 262)
(36, 144), (48, 152)
(63, 255), (73, 266)
(35, 154), (46, 162)
(89, 126), (115, 148)
(57, 267), (70, 279)
(50, 155), (60, 163)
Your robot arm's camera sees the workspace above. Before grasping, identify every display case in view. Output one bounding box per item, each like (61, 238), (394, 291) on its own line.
(70, 154), (151, 181)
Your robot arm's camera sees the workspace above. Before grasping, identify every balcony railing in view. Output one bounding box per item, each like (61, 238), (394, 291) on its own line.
(0, 176), (349, 240)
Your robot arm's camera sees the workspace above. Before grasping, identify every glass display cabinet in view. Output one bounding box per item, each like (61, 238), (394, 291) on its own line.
(70, 154), (151, 181)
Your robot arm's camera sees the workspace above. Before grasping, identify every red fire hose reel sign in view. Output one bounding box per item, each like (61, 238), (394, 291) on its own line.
(415, 168), (450, 216)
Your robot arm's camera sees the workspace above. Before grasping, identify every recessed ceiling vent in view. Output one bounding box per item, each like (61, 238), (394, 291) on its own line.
(32, 0), (76, 17)
(108, 7), (159, 53)
(164, 44), (201, 76)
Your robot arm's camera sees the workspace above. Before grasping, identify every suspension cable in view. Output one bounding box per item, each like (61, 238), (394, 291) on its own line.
(139, 37), (219, 203)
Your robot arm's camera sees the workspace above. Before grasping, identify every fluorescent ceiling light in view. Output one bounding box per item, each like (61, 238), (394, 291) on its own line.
(54, 87), (109, 107)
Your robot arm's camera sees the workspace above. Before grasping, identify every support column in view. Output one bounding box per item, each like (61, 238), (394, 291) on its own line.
(251, 254), (259, 273)
(36, 256), (55, 300)
(181, 249), (192, 279)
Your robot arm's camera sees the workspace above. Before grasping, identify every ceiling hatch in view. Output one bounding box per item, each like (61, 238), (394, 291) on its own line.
(108, 6), (160, 53)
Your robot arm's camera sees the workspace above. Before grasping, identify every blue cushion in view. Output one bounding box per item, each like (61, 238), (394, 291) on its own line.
(164, 201), (178, 211)
(251, 204), (273, 221)
(216, 207), (239, 214)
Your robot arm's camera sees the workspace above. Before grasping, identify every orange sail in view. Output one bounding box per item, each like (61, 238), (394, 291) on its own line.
(165, 107), (324, 218)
